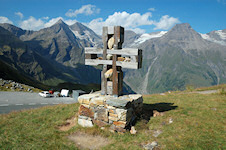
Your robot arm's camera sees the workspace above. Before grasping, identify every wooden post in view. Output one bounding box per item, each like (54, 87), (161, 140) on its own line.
(111, 26), (124, 96)
(112, 54), (118, 96)
(101, 27), (108, 95)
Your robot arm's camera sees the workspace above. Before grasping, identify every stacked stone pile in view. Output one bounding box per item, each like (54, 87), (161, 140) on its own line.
(0, 78), (34, 92)
(77, 92), (143, 133)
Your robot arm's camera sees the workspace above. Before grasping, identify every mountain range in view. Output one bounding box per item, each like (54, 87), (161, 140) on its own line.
(0, 20), (225, 94)
(0, 20), (101, 89)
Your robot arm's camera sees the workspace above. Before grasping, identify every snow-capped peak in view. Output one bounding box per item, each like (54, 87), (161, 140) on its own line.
(200, 30), (226, 46)
(133, 31), (167, 45)
(69, 24), (101, 47)
(216, 30), (226, 40)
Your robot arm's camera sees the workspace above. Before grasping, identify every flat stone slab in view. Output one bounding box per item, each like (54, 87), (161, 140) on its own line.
(78, 93), (143, 108)
(78, 118), (93, 127)
(106, 98), (130, 108)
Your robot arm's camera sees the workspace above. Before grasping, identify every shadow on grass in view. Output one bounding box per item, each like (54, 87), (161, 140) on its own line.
(137, 103), (178, 124)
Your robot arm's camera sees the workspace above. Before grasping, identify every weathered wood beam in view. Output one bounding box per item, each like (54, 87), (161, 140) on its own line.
(85, 59), (139, 69)
(101, 27), (108, 95)
(138, 49), (142, 69)
(112, 54), (118, 96)
(85, 47), (140, 56)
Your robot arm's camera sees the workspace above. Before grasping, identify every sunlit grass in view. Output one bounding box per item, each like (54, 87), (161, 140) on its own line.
(0, 85), (225, 149)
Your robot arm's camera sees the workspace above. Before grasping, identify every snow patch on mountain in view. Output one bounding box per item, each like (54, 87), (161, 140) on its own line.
(70, 29), (100, 46)
(133, 31), (167, 45)
(200, 30), (226, 46)
(216, 30), (226, 39)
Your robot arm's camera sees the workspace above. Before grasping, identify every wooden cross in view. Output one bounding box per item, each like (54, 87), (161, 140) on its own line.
(85, 26), (142, 96)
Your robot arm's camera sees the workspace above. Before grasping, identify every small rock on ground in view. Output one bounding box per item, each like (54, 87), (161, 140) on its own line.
(169, 118), (173, 124)
(153, 130), (162, 137)
(130, 126), (137, 134)
(143, 141), (158, 150)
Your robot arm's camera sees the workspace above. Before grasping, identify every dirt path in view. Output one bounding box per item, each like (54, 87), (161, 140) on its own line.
(192, 90), (218, 94)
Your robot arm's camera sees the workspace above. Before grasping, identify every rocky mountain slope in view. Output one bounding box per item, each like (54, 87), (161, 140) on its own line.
(0, 26), (81, 86)
(200, 29), (226, 46)
(124, 23), (226, 94)
(1, 21), (225, 94)
(69, 22), (101, 48)
(0, 22), (101, 86)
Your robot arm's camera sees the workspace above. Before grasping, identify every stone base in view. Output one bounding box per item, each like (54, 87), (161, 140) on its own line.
(77, 92), (143, 132)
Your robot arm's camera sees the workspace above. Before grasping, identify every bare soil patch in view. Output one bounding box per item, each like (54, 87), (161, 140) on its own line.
(194, 90), (218, 94)
(58, 116), (77, 131)
(67, 132), (112, 150)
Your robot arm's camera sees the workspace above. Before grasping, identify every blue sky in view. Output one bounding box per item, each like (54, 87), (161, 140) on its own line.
(0, 0), (225, 34)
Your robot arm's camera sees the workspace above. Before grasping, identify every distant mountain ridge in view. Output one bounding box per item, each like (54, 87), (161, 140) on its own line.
(124, 23), (226, 94)
(69, 22), (101, 47)
(0, 21), (226, 94)
(0, 20), (101, 86)
(0, 26), (68, 86)
(200, 29), (226, 46)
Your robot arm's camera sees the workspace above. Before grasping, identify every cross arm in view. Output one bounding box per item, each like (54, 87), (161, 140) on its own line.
(85, 47), (140, 56)
(85, 59), (139, 69)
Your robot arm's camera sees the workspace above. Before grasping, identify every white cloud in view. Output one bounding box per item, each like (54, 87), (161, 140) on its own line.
(0, 16), (13, 24)
(44, 17), (63, 28)
(19, 16), (44, 30)
(64, 19), (77, 25)
(15, 12), (24, 19)
(18, 16), (77, 31)
(153, 15), (180, 30)
(42, 16), (49, 20)
(16, 11), (180, 33)
(44, 17), (77, 27)
(148, 8), (155, 11)
(86, 11), (153, 34)
(85, 18), (104, 34)
(65, 4), (100, 17)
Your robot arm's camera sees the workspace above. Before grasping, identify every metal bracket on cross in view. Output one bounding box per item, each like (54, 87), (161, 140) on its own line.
(85, 26), (142, 96)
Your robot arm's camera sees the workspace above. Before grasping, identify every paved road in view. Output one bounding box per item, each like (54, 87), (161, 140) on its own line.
(0, 91), (78, 114)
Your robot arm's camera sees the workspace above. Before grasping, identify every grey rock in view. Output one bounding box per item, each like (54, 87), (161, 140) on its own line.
(10, 87), (15, 90)
(143, 141), (158, 150)
(79, 115), (90, 120)
(153, 130), (162, 137)
(115, 108), (127, 120)
(106, 98), (130, 108)
(211, 108), (217, 111)
(130, 126), (137, 134)
(78, 118), (93, 127)
(94, 108), (108, 122)
(169, 118), (173, 124)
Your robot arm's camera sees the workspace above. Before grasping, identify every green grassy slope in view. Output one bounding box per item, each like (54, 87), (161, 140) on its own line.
(0, 85), (225, 149)
(0, 60), (50, 90)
